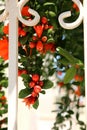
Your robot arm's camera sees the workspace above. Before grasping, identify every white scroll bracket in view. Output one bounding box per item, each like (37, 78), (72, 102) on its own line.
(58, 0), (83, 29)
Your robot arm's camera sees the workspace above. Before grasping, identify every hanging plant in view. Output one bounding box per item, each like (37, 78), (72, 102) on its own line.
(0, 0), (85, 129)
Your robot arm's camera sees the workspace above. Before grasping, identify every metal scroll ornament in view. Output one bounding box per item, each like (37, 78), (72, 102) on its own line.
(0, 0), (40, 26)
(58, 0), (83, 29)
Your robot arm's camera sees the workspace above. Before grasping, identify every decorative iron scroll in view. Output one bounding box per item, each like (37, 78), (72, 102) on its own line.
(58, 0), (83, 29)
(0, 0), (40, 25)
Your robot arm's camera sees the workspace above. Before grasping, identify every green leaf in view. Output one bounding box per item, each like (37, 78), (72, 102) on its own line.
(21, 74), (30, 82)
(40, 90), (46, 94)
(59, 58), (69, 66)
(67, 110), (74, 115)
(49, 11), (56, 17)
(43, 80), (53, 89)
(78, 121), (85, 125)
(19, 35), (28, 45)
(0, 79), (8, 88)
(43, 2), (55, 6)
(76, 112), (79, 120)
(57, 47), (79, 64)
(64, 67), (77, 84)
(0, 58), (4, 64)
(0, 93), (3, 98)
(0, 103), (2, 108)
(47, 38), (55, 43)
(33, 99), (39, 109)
(19, 88), (32, 98)
(65, 114), (71, 119)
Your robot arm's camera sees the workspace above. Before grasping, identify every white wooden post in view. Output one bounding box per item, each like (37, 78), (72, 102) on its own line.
(8, 0), (18, 130)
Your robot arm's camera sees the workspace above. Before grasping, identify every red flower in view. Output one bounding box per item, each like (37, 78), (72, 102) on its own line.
(34, 85), (41, 94)
(0, 38), (8, 60)
(31, 91), (38, 97)
(3, 24), (9, 34)
(32, 74), (40, 82)
(44, 43), (56, 53)
(23, 96), (37, 107)
(41, 17), (48, 24)
(0, 96), (6, 101)
(39, 81), (44, 87)
(44, 24), (49, 30)
(36, 41), (43, 51)
(18, 42), (21, 47)
(29, 42), (36, 49)
(0, 96), (7, 105)
(29, 81), (35, 88)
(74, 74), (79, 81)
(79, 76), (83, 82)
(41, 36), (47, 42)
(32, 36), (37, 41)
(34, 25), (44, 38)
(75, 86), (81, 96)
(21, 6), (31, 17)
(19, 28), (26, 36)
(74, 74), (83, 82)
(72, 3), (79, 12)
(18, 69), (27, 76)
(57, 71), (62, 76)
(58, 82), (64, 87)
(48, 25), (54, 29)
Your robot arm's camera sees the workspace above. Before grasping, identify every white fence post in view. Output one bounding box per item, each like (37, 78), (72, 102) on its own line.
(8, 0), (18, 129)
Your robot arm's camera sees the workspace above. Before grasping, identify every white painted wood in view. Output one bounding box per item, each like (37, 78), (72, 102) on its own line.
(17, 0), (40, 26)
(58, 0), (83, 29)
(0, 0), (8, 22)
(83, 0), (87, 126)
(8, 0), (18, 130)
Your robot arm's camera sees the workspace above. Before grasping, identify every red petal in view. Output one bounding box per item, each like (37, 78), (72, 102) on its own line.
(34, 25), (44, 38)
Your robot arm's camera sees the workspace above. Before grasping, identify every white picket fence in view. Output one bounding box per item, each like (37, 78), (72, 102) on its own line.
(0, 0), (87, 130)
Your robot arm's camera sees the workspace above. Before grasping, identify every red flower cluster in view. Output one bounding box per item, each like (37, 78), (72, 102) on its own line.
(18, 27), (26, 37)
(0, 37), (8, 60)
(58, 82), (64, 87)
(23, 74), (44, 107)
(18, 69), (27, 76)
(29, 16), (56, 54)
(3, 24), (27, 37)
(72, 3), (79, 12)
(74, 74), (83, 82)
(0, 96), (7, 105)
(23, 96), (37, 107)
(21, 6), (31, 17)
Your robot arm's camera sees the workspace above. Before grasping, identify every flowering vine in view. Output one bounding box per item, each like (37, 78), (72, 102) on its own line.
(0, 0), (85, 129)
